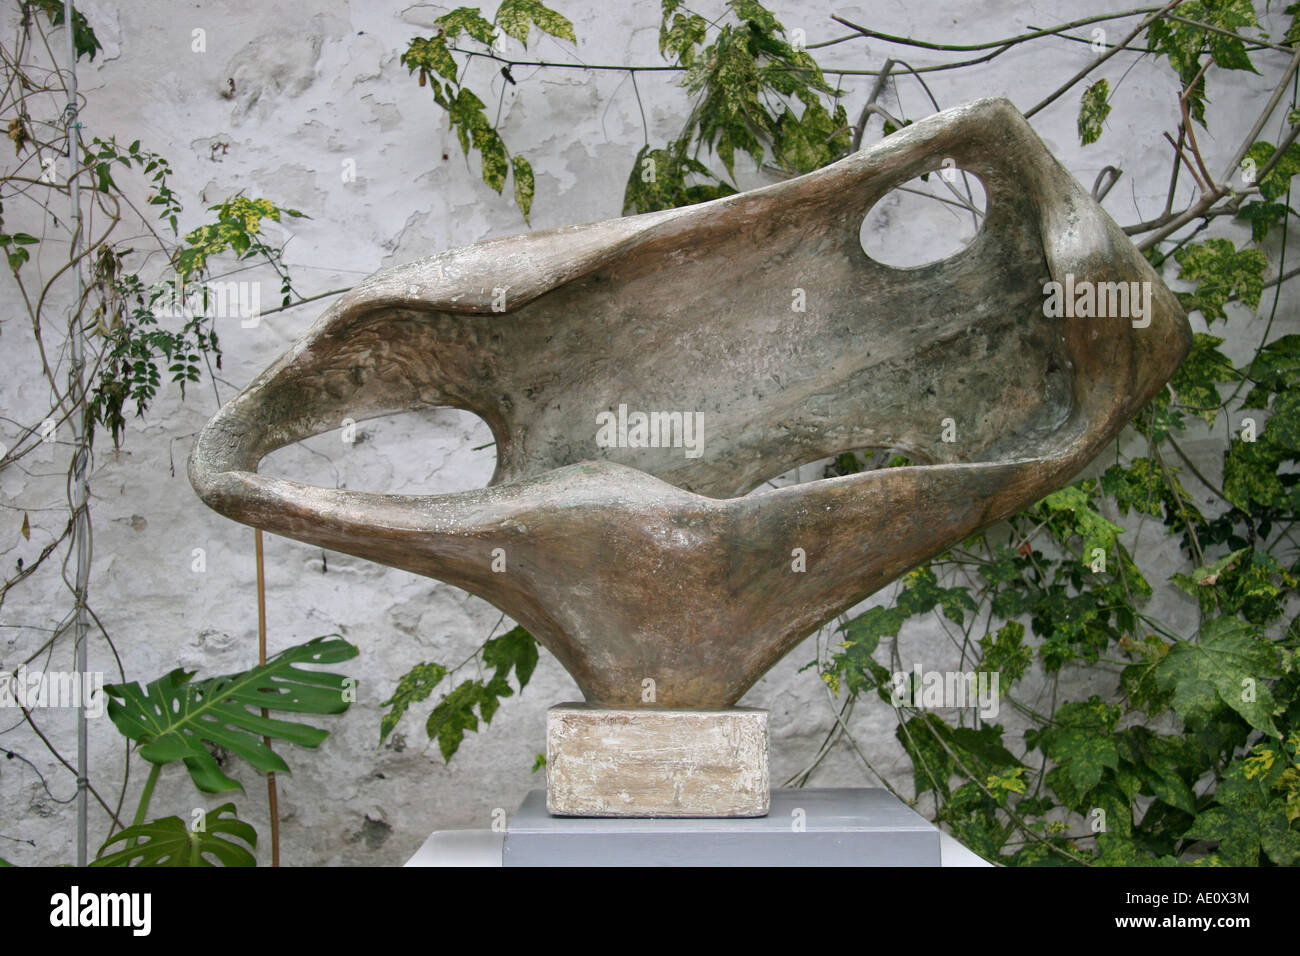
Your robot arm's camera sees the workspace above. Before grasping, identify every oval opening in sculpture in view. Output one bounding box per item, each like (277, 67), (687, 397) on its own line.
(859, 169), (987, 269)
(259, 407), (497, 496)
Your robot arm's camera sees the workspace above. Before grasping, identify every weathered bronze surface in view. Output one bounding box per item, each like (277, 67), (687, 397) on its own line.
(190, 98), (1191, 709)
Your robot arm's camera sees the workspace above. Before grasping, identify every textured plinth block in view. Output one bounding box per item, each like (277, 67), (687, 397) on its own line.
(504, 788), (942, 866)
(546, 704), (768, 817)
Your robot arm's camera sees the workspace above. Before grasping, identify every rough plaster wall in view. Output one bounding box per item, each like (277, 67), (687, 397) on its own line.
(0, 0), (1292, 865)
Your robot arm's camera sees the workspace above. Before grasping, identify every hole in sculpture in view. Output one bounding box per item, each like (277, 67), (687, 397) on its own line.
(259, 407), (497, 495)
(859, 170), (987, 269)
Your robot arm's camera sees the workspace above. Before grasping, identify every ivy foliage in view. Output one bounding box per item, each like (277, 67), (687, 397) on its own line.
(1078, 78), (1110, 146)
(817, 188), (1300, 864)
(1147, 0), (1260, 125)
(83, 183), (304, 449)
(27, 0), (102, 62)
(401, 2), (576, 221)
(381, 625), (539, 761)
(2, 125), (304, 450)
(1083, 1), (1267, 144)
(626, 0), (850, 213)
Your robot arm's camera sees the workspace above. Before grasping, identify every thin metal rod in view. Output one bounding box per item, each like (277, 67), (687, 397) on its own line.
(62, 0), (90, 869)
(255, 529), (280, 866)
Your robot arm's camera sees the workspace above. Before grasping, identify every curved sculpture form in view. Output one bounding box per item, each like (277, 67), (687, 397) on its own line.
(190, 98), (1191, 709)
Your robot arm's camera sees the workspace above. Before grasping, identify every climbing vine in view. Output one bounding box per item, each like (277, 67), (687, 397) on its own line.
(1, 1), (334, 865)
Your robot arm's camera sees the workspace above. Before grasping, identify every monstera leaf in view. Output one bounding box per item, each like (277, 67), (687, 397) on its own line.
(92, 803), (256, 867)
(104, 636), (359, 793)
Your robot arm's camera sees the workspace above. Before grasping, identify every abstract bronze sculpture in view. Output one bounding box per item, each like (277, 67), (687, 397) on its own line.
(190, 98), (1191, 815)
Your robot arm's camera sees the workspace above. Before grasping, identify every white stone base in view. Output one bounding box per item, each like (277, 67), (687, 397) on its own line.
(546, 703), (769, 817)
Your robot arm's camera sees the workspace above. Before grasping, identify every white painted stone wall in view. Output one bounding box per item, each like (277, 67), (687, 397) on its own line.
(0, 0), (1292, 865)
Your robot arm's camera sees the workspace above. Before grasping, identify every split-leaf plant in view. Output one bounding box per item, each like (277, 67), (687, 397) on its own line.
(93, 636), (359, 867)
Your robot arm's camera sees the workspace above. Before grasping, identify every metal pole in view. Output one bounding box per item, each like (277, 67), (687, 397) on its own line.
(62, 0), (90, 868)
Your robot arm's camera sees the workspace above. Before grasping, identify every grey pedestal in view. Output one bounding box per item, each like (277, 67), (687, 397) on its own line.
(501, 787), (942, 866)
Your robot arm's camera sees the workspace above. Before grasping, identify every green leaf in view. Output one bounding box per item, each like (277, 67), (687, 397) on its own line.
(840, 604), (906, 650)
(1243, 140), (1300, 202)
(427, 679), (486, 761)
(1133, 385), (1185, 442)
(1147, 0), (1259, 123)
(436, 7), (497, 44)
(1244, 334), (1300, 404)
(893, 565), (977, 624)
(32, 0), (102, 61)
(950, 723), (1022, 771)
(1171, 547), (1248, 597)
(91, 804), (256, 867)
(1029, 697), (1122, 801)
(773, 100), (850, 174)
(1116, 728), (1197, 814)
(482, 625), (539, 689)
(1223, 435), (1288, 511)
(729, 0), (780, 33)
(660, 11), (708, 66)
(622, 141), (736, 214)
(423, 627), (538, 762)
(104, 636), (358, 793)
(1155, 616), (1282, 736)
(1102, 461), (1168, 518)
(1142, 762), (1198, 816)
(496, 0), (576, 45)
(978, 621), (1032, 689)
(1187, 762), (1300, 865)
(1039, 482), (1125, 558)
(447, 88), (509, 192)
(512, 153), (534, 222)
(1236, 200), (1291, 242)
(1078, 78), (1111, 146)
(1265, 389), (1300, 450)
(1170, 333), (1235, 424)
(896, 714), (955, 798)
(379, 662), (447, 743)
(401, 34), (459, 82)
(1173, 238), (1267, 321)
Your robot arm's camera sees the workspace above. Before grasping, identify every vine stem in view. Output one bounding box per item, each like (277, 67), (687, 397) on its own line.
(255, 529), (280, 868)
(59, 0), (91, 870)
(830, 8), (1162, 54)
(1024, 0), (1184, 119)
(131, 762), (160, 831)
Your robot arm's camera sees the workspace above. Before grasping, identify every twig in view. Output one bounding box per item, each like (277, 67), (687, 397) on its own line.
(1024, 0), (1184, 119)
(830, 9), (1162, 54)
(854, 58), (894, 151)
